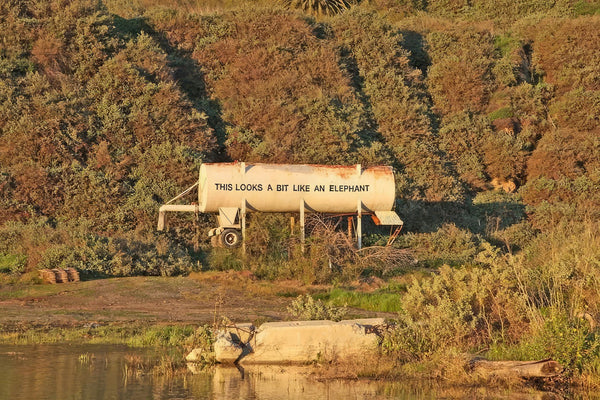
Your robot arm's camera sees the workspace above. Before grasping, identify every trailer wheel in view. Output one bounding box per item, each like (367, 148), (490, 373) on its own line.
(220, 229), (242, 248)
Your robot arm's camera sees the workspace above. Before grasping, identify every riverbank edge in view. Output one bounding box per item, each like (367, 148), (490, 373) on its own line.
(0, 320), (590, 395)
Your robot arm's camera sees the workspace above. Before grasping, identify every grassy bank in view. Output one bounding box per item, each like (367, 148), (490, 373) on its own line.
(316, 286), (403, 313)
(0, 321), (216, 377)
(0, 322), (202, 347)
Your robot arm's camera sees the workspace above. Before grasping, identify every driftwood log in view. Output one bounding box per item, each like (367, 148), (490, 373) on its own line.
(469, 358), (563, 378)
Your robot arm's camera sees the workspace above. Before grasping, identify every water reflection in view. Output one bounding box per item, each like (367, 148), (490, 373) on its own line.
(0, 344), (570, 400)
(0, 344), (158, 400)
(211, 365), (390, 399)
(205, 366), (567, 400)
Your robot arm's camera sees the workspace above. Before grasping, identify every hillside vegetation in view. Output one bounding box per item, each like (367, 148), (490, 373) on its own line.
(1, 0), (600, 383)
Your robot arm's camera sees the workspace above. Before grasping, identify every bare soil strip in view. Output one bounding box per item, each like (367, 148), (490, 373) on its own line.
(0, 272), (393, 328)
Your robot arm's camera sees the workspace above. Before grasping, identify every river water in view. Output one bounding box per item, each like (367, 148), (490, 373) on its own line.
(0, 344), (568, 399)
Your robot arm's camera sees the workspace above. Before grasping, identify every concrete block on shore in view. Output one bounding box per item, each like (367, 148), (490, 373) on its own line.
(186, 348), (202, 362)
(212, 323), (256, 363)
(214, 331), (246, 363)
(210, 319), (385, 365)
(226, 322), (255, 344)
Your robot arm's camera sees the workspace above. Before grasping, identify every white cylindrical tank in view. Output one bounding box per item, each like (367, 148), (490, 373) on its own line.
(197, 163), (395, 213)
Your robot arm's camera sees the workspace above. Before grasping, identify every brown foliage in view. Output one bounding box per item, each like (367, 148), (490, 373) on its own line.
(527, 128), (600, 180)
(31, 32), (64, 76)
(426, 29), (496, 115)
(165, 9), (362, 164)
(550, 88), (600, 131)
(11, 166), (63, 216)
(528, 16), (600, 93)
(429, 57), (492, 114)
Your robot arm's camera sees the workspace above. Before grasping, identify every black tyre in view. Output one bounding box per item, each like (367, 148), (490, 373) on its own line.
(220, 229), (242, 248)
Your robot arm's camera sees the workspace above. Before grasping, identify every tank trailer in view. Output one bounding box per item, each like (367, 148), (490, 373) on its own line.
(157, 162), (403, 249)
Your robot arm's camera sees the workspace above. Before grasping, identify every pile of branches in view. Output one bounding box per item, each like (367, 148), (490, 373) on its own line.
(305, 214), (414, 275)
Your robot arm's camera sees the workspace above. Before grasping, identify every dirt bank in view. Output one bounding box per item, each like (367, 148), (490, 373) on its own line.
(0, 271), (394, 328)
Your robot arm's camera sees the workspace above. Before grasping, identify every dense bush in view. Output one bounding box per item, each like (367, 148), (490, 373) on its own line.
(385, 221), (600, 371)
(152, 8), (370, 165)
(383, 260), (530, 361)
(331, 9), (464, 202)
(287, 294), (347, 321)
(0, 0), (216, 276)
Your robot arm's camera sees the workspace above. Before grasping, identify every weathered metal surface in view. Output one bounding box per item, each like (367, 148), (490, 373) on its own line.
(197, 162), (395, 214)
(157, 204), (197, 231)
(373, 210), (404, 226)
(217, 207), (239, 227)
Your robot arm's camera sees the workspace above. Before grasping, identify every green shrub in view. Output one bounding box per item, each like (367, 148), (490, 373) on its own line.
(437, 111), (490, 188)
(521, 173), (600, 230)
(183, 325), (215, 365)
(397, 224), (480, 267)
(382, 312), (438, 362)
(492, 221), (537, 252)
(318, 287), (402, 312)
(384, 259), (531, 361)
(332, 8), (463, 202)
(132, 325), (197, 347)
(471, 190), (527, 235)
(574, 0), (600, 15)
(287, 294), (347, 321)
(532, 313), (600, 372)
(0, 253), (27, 274)
(488, 107), (514, 120)
(207, 248), (245, 272)
(38, 243), (110, 275)
(488, 311), (600, 373)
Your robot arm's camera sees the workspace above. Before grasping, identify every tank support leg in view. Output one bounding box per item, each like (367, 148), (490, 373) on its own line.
(300, 199), (305, 253)
(357, 200), (362, 250)
(240, 163), (247, 255)
(241, 198), (246, 254)
(347, 216), (353, 240)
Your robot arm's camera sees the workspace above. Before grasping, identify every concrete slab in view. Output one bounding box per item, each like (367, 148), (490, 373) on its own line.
(214, 331), (245, 363)
(195, 319), (386, 365)
(240, 319), (382, 364)
(226, 322), (255, 344)
(336, 318), (386, 327)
